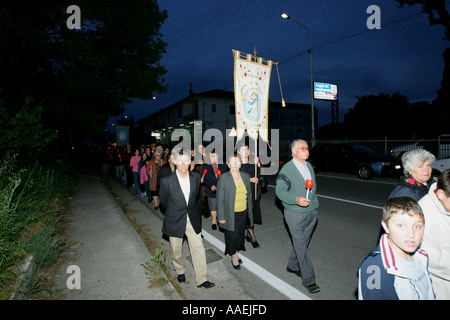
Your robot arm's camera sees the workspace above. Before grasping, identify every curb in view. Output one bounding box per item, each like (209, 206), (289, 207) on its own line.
(102, 180), (182, 299)
(9, 255), (36, 300)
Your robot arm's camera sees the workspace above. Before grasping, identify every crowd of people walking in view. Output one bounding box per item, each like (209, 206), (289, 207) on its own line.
(100, 140), (449, 299)
(101, 141), (264, 290)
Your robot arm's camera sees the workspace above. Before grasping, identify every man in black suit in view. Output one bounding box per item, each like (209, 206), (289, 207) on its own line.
(159, 152), (215, 289)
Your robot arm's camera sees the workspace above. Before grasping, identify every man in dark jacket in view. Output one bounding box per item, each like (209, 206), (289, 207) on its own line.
(159, 152), (215, 289)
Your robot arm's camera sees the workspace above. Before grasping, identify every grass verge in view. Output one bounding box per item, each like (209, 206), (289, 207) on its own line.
(0, 154), (77, 299)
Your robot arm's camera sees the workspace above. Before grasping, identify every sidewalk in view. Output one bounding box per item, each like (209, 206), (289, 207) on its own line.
(35, 173), (253, 300)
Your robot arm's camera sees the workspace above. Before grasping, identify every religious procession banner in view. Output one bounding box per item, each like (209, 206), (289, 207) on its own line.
(233, 49), (273, 142)
(116, 126), (129, 145)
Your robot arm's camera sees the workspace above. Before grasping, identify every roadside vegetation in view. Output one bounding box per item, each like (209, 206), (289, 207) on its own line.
(0, 153), (77, 299)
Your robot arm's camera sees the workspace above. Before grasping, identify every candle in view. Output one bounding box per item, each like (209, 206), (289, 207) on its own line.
(305, 179), (314, 199)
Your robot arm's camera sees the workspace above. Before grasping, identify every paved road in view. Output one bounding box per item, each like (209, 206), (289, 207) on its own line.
(201, 172), (398, 300)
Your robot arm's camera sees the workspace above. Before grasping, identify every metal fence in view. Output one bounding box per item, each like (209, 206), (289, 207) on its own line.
(315, 137), (450, 159)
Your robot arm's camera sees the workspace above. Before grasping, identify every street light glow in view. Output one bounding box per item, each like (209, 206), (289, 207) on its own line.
(281, 12), (290, 19)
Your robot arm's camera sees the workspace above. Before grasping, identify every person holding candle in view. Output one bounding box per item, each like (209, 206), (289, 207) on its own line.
(217, 154), (253, 270)
(148, 149), (166, 211)
(203, 151), (227, 230)
(130, 148), (142, 195)
(140, 157), (152, 203)
(189, 148), (209, 220)
(237, 144), (262, 248)
(157, 153), (177, 211)
(275, 139), (320, 294)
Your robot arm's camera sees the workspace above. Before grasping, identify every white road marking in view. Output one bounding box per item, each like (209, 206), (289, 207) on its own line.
(315, 174), (397, 185)
(201, 230), (311, 300)
(316, 194), (383, 209)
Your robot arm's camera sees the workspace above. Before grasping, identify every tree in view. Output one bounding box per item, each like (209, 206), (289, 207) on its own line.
(431, 48), (450, 134)
(396, 0), (450, 135)
(344, 93), (411, 137)
(396, 0), (450, 40)
(0, 1), (168, 151)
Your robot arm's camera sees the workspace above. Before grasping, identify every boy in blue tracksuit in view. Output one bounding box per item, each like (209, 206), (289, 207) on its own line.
(358, 197), (435, 300)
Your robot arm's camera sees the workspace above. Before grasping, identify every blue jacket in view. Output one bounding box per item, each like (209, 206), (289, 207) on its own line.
(358, 234), (435, 300)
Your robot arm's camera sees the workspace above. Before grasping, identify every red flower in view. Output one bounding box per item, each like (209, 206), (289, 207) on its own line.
(407, 178), (417, 185)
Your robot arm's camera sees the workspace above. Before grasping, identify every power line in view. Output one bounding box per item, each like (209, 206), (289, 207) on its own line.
(279, 11), (423, 66)
(223, 11), (424, 90)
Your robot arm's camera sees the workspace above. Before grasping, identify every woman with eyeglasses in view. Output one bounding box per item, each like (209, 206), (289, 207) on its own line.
(217, 154), (254, 270)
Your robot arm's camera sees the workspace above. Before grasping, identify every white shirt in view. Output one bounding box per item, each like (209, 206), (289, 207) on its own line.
(293, 158), (312, 181)
(396, 257), (431, 300)
(176, 170), (190, 205)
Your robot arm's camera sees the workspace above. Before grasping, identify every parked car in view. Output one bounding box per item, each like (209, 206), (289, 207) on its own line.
(390, 140), (424, 158)
(309, 142), (402, 180)
(431, 157), (450, 177)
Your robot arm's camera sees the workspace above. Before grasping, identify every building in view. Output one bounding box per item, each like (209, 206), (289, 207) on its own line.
(137, 88), (317, 155)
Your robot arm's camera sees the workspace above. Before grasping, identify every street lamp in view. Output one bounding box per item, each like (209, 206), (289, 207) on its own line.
(281, 12), (315, 147)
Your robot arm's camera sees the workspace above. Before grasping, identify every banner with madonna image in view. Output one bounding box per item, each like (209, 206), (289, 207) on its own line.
(233, 49), (273, 142)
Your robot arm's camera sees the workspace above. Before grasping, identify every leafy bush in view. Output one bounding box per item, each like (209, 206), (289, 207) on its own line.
(0, 98), (57, 157)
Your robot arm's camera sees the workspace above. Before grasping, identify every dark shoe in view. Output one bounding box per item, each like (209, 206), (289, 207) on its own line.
(306, 284), (320, 293)
(197, 281), (215, 289)
(177, 274), (185, 283)
(251, 241), (260, 248)
(245, 233), (252, 242)
(212, 224), (217, 230)
(286, 267), (302, 278)
(238, 259), (243, 264)
(154, 206), (159, 211)
(231, 261), (241, 270)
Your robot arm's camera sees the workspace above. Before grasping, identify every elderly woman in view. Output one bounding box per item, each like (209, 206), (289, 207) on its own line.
(237, 144), (261, 248)
(389, 149), (436, 201)
(377, 149), (436, 241)
(217, 155), (253, 270)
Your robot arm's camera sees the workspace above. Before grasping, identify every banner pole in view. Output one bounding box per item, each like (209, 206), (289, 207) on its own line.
(255, 132), (258, 200)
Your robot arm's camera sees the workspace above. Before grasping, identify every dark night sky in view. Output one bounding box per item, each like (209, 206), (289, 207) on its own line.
(109, 0), (448, 131)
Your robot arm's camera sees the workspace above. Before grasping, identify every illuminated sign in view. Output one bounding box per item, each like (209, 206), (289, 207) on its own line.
(314, 82), (338, 101)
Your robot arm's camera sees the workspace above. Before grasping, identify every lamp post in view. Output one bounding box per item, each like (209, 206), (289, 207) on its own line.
(281, 12), (315, 147)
